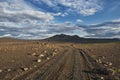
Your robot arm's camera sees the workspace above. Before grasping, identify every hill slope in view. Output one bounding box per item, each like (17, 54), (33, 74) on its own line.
(44, 34), (120, 43)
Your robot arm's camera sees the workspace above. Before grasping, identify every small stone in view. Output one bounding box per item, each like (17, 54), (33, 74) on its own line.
(44, 51), (47, 53)
(53, 52), (57, 56)
(109, 62), (112, 66)
(29, 67), (32, 70)
(37, 59), (41, 63)
(0, 69), (2, 73)
(39, 54), (44, 57)
(7, 69), (11, 72)
(106, 62), (109, 64)
(47, 57), (50, 60)
(96, 60), (99, 63)
(98, 59), (102, 63)
(54, 49), (58, 52)
(31, 53), (36, 56)
(42, 42), (47, 45)
(33, 65), (37, 68)
(102, 56), (105, 59)
(104, 64), (108, 67)
(22, 67), (29, 71)
(100, 77), (104, 80)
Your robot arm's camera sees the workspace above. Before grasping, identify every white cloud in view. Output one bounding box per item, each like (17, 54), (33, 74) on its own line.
(76, 19), (83, 23)
(0, 34), (12, 37)
(1, 0), (119, 39)
(51, 12), (68, 17)
(17, 34), (32, 38)
(0, 0), (54, 29)
(37, 0), (102, 16)
(112, 18), (120, 22)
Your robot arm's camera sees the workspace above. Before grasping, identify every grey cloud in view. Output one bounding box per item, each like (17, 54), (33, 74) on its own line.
(0, 22), (82, 39)
(78, 22), (120, 38)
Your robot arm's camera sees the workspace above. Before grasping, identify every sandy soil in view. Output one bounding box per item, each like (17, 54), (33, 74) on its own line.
(0, 40), (120, 80)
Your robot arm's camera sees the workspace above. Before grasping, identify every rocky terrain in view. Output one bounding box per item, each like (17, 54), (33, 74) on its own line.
(0, 36), (120, 80)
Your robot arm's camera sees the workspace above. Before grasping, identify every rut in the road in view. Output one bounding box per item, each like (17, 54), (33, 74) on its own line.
(12, 47), (87, 80)
(12, 50), (68, 80)
(1, 47), (113, 80)
(79, 49), (114, 80)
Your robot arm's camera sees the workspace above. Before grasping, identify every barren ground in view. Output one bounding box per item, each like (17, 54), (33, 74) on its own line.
(0, 40), (120, 80)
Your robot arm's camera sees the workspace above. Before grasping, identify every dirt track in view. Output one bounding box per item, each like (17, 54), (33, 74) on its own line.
(0, 42), (120, 80)
(0, 42), (119, 80)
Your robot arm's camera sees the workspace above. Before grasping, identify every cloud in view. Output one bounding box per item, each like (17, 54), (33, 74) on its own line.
(112, 18), (120, 22)
(0, 34), (12, 37)
(0, 21), (86, 39)
(29, 0), (102, 16)
(52, 12), (68, 17)
(0, 0), (119, 39)
(76, 19), (83, 23)
(0, 0), (54, 28)
(60, 0), (102, 16)
(78, 21), (120, 38)
(0, 0), (56, 39)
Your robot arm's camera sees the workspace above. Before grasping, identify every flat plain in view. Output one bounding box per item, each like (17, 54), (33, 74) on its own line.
(0, 39), (120, 80)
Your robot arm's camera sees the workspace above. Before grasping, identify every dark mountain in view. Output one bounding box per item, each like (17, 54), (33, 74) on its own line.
(44, 34), (120, 43)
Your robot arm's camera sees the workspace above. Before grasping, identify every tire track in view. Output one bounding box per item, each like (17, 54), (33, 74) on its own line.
(52, 47), (75, 80)
(1, 46), (112, 80)
(11, 48), (68, 80)
(34, 49), (68, 80)
(79, 49), (112, 80)
(57, 48), (85, 80)
(72, 49), (85, 80)
(79, 49), (93, 80)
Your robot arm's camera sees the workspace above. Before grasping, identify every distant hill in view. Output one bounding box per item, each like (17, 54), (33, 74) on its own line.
(0, 35), (120, 43)
(44, 34), (120, 43)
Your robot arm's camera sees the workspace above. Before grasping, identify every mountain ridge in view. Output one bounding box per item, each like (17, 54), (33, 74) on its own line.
(44, 34), (120, 43)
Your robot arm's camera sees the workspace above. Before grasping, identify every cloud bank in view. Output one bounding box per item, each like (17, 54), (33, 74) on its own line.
(26, 0), (102, 16)
(0, 0), (120, 39)
(79, 22), (120, 38)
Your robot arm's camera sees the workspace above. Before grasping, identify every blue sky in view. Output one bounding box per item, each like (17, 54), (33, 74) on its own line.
(0, 0), (120, 39)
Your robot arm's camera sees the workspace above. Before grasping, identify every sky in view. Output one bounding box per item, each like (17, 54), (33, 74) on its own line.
(0, 0), (120, 39)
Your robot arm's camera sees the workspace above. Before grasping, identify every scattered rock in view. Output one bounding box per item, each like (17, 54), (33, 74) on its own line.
(37, 59), (41, 63)
(96, 60), (99, 63)
(98, 59), (102, 63)
(42, 42), (47, 45)
(54, 49), (58, 52)
(31, 53), (36, 56)
(53, 52), (57, 56)
(7, 69), (11, 72)
(100, 77), (104, 80)
(104, 64), (108, 67)
(22, 67), (29, 71)
(33, 65), (37, 68)
(108, 62), (112, 66)
(47, 57), (50, 60)
(0, 69), (2, 73)
(102, 56), (105, 59)
(29, 67), (32, 70)
(39, 54), (44, 57)
(44, 50), (47, 53)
